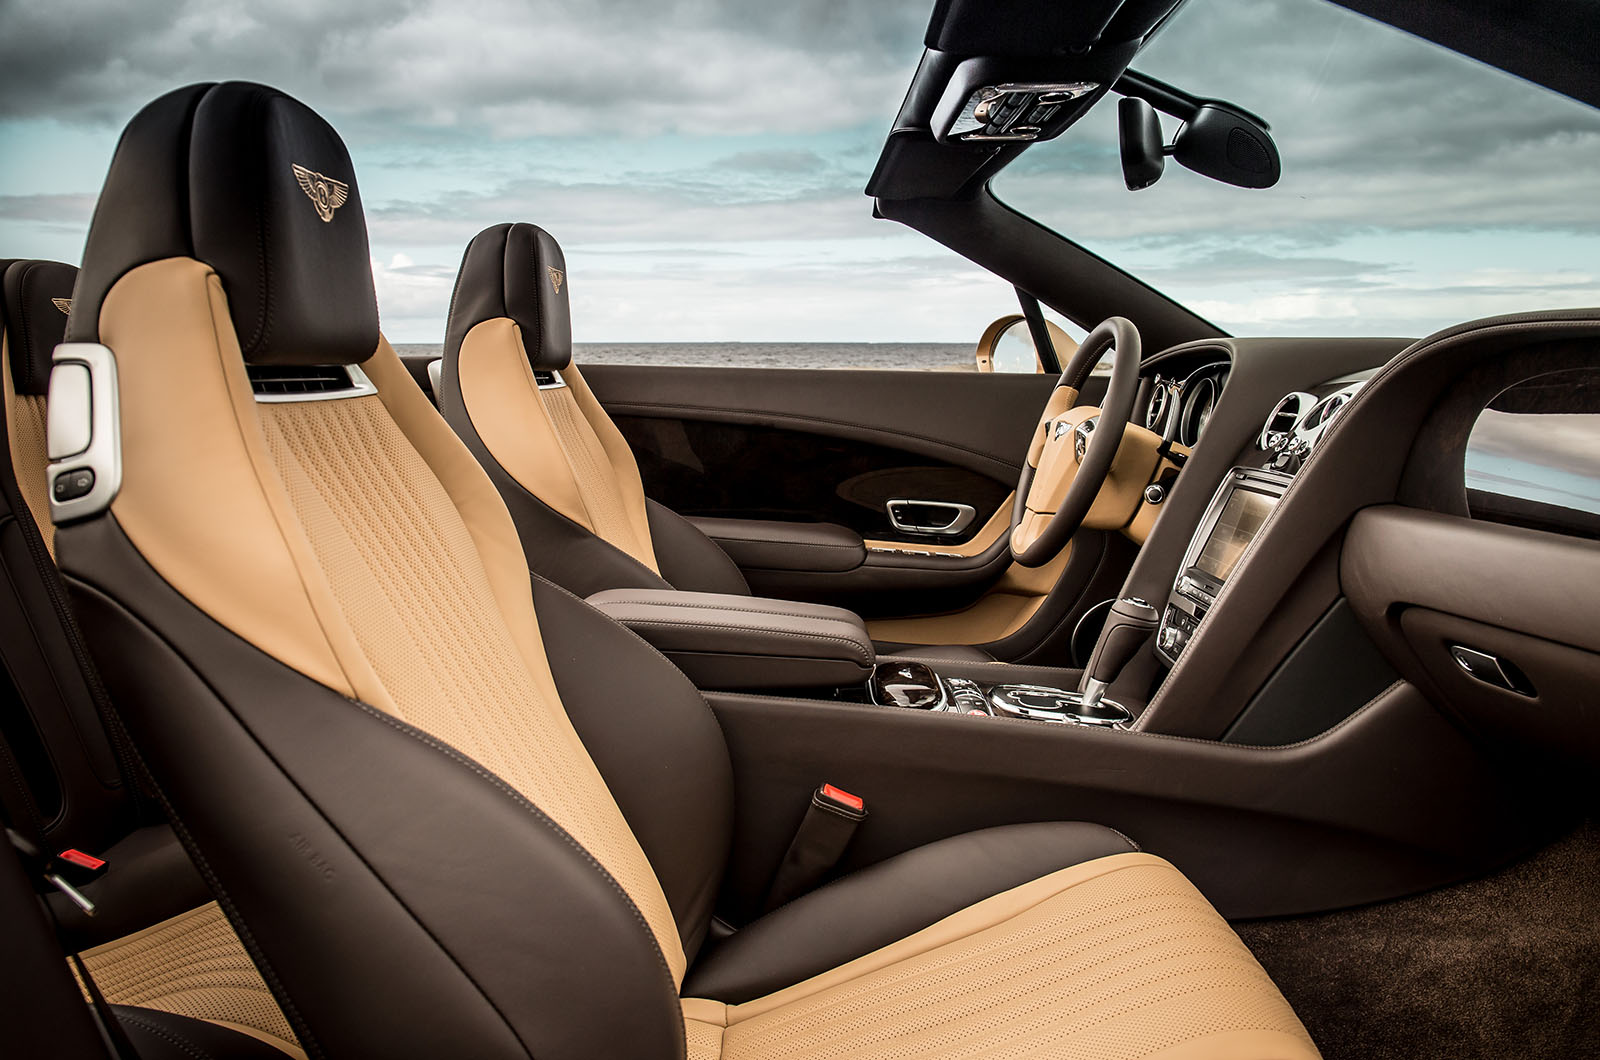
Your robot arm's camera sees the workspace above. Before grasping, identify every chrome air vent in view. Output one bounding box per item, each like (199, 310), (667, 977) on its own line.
(250, 363), (377, 402)
(1257, 391), (1316, 449)
(532, 369), (567, 390)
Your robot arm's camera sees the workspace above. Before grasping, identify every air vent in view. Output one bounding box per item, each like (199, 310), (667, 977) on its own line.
(1258, 391), (1315, 450)
(533, 369), (567, 390)
(250, 364), (377, 403)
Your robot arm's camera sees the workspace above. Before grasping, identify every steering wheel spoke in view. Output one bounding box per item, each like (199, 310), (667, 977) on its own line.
(1010, 317), (1143, 567)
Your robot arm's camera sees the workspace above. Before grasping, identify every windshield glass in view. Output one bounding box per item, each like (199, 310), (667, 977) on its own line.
(993, 0), (1600, 337)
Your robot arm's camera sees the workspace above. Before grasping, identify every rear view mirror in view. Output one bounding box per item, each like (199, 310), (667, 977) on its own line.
(1171, 104), (1280, 189)
(1118, 97), (1166, 190)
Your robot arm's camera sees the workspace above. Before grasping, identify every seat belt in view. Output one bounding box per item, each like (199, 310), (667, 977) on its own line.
(761, 784), (867, 913)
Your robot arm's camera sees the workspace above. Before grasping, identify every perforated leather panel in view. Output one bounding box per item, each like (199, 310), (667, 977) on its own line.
(78, 902), (302, 1057)
(256, 393), (683, 980)
(541, 383), (648, 561)
(686, 854), (1319, 1060)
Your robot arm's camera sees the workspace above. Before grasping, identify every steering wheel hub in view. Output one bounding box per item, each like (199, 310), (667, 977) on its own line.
(1009, 316), (1143, 567)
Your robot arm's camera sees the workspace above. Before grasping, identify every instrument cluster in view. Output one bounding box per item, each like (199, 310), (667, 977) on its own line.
(1144, 361), (1230, 447)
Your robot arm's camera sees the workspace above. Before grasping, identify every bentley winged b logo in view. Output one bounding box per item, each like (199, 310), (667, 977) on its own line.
(547, 266), (565, 295)
(51, 297), (71, 315)
(291, 163), (350, 223)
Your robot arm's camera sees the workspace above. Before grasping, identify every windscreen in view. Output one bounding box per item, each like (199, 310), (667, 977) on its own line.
(993, 0), (1600, 337)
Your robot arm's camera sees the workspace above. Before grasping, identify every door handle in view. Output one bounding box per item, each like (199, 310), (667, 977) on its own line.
(887, 499), (978, 536)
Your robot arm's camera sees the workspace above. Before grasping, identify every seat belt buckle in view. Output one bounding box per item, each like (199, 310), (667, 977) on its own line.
(814, 783), (867, 820)
(761, 783), (868, 913)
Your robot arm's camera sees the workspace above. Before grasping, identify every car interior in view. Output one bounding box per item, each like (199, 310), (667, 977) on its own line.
(2, 2), (1597, 1059)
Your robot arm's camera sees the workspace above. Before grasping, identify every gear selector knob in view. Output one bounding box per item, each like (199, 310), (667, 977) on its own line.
(1082, 596), (1161, 706)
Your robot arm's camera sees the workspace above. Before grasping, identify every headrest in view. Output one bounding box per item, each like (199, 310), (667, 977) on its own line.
(1, 259), (78, 395)
(66, 81), (378, 366)
(445, 223), (571, 371)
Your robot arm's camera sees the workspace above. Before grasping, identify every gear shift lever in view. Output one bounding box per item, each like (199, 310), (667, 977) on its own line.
(1080, 597), (1161, 709)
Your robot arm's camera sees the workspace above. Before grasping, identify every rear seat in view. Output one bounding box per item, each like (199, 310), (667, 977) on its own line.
(1, 259), (303, 1058)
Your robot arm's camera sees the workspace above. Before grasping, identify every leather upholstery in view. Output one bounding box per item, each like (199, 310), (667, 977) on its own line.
(587, 587), (876, 691)
(439, 223), (754, 598)
(683, 822), (1136, 1003)
(83, 904), (302, 1055)
(683, 853), (1318, 1060)
(0, 260), (295, 1050)
(688, 517), (867, 574)
(66, 83), (378, 366)
(648, 500), (752, 595)
(2, 257), (75, 394)
(113, 1006), (303, 1059)
(446, 222), (572, 371)
(57, 84), (1319, 1060)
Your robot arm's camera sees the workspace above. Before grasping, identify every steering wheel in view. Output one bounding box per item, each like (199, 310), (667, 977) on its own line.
(1010, 316), (1142, 567)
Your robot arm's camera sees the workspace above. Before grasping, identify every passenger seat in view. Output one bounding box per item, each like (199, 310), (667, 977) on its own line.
(0, 258), (302, 1058)
(437, 223), (754, 597)
(52, 82), (1319, 1059)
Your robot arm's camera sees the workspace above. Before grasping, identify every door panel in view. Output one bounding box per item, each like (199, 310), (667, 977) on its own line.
(587, 364), (1125, 656)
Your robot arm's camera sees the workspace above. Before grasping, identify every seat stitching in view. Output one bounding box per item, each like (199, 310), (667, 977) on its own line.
(113, 1011), (214, 1060)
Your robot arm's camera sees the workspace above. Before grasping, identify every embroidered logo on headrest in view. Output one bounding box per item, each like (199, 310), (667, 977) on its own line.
(291, 163), (350, 223)
(547, 266), (565, 295)
(51, 298), (71, 315)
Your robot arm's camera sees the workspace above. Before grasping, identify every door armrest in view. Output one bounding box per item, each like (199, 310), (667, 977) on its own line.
(686, 517), (865, 573)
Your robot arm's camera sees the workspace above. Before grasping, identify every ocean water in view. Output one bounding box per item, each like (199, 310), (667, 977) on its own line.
(393, 342), (978, 372)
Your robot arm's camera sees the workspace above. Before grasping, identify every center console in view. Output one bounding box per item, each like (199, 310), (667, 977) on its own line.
(868, 659), (1133, 726)
(1155, 467), (1291, 664)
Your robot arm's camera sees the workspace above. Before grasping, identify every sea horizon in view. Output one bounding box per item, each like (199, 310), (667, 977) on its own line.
(393, 341), (978, 372)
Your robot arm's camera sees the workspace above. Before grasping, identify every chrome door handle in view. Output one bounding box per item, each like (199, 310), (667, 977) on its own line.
(887, 499), (978, 536)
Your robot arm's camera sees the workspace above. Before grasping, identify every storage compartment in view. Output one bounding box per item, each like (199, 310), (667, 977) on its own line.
(586, 588), (874, 691)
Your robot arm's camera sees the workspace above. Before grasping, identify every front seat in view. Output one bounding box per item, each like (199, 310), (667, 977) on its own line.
(0, 259), (300, 1057)
(56, 81), (1319, 1060)
(438, 222), (752, 599)
(436, 221), (994, 666)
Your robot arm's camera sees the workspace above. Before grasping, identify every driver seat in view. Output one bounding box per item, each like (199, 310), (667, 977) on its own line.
(438, 222), (993, 664)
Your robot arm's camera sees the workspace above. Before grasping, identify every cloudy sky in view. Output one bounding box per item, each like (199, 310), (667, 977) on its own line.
(2, 0), (1598, 343)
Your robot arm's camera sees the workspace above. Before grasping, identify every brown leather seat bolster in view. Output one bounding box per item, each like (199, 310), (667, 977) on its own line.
(681, 821), (1136, 1004)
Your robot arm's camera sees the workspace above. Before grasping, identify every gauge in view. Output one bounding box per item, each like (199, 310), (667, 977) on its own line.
(1145, 379), (1170, 431)
(1180, 375), (1219, 446)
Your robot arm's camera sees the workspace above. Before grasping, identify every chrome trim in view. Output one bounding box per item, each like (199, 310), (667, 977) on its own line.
(886, 499), (978, 536)
(427, 357), (443, 397)
(1258, 390), (1317, 450)
(987, 684), (1132, 727)
(535, 369), (568, 390)
(252, 363), (378, 403)
(47, 343), (122, 525)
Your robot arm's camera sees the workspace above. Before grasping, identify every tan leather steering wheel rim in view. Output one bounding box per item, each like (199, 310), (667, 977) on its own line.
(1010, 316), (1143, 567)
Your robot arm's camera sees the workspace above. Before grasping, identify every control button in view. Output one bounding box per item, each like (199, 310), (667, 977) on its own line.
(1143, 483), (1166, 505)
(52, 468), (95, 502)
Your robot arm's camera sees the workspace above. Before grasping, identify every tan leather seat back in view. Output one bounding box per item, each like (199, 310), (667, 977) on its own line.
(455, 316), (658, 570)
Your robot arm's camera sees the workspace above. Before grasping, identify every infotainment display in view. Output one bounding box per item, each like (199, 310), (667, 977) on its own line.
(1194, 488), (1277, 583)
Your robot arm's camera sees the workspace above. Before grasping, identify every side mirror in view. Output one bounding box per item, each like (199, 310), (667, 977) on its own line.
(1171, 104), (1280, 189)
(1118, 97), (1166, 191)
(975, 315), (1078, 374)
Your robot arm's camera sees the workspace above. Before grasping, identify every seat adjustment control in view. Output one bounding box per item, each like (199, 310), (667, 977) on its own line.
(52, 468), (96, 502)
